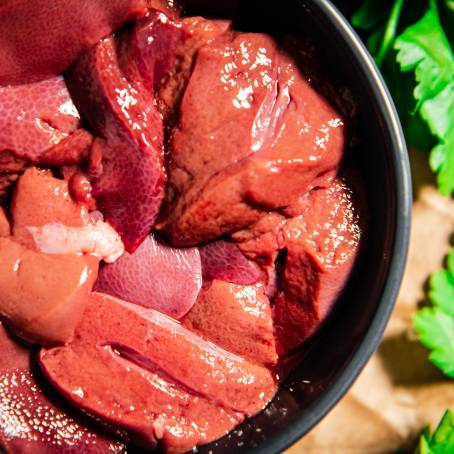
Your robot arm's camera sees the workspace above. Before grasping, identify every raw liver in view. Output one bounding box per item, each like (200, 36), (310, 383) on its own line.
(39, 293), (277, 452)
(120, 10), (230, 120)
(0, 238), (98, 346)
(0, 0), (149, 85)
(95, 234), (202, 319)
(159, 32), (345, 245)
(273, 179), (361, 353)
(199, 240), (261, 285)
(183, 280), (278, 365)
(0, 322), (125, 454)
(11, 168), (90, 249)
(66, 37), (166, 252)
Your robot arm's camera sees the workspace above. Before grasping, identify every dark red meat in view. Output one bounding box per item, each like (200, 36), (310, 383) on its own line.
(95, 234), (202, 319)
(199, 240), (261, 285)
(272, 179), (361, 353)
(0, 322), (125, 454)
(0, 0), (150, 85)
(39, 293), (276, 452)
(159, 32), (345, 245)
(183, 280), (278, 365)
(120, 10), (230, 120)
(66, 37), (166, 252)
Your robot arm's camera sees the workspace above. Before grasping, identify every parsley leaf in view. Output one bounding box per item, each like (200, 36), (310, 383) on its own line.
(415, 410), (454, 454)
(394, 0), (454, 195)
(414, 249), (454, 377)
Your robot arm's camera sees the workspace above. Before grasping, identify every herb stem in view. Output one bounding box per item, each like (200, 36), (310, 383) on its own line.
(376, 0), (405, 67)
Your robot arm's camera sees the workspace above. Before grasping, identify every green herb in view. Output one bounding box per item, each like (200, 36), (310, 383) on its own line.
(414, 410), (454, 454)
(351, 0), (454, 195)
(414, 249), (454, 377)
(394, 0), (454, 195)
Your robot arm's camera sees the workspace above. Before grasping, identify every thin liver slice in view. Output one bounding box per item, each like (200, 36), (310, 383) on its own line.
(94, 234), (202, 319)
(0, 322), (125, 454)
(66, 37), (165, 252)
(39, 293), (276, 452)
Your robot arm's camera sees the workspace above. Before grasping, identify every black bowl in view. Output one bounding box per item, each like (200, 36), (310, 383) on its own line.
(190, 0), (412, 452)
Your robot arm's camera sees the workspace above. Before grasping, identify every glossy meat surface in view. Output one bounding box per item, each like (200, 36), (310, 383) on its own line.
(66, 37), (165, 252)
(0, 323), (125, 454)
(40, 293), (277, 452)
(160, 32), (344, 245)
(95, 234), (202, 319)
(183, 280), (278, 365)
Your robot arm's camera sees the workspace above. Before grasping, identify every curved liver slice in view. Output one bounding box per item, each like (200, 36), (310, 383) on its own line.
(66, 37), (165, 252)
(0, 0), (149, 85)
(199, 240), (261, 285)
(159, 33), (345, 246)
(95, 234), (202, 319)
(183, 280), (278, 365)
(39, 293), (276, 452)
(0, 322), (125, 454)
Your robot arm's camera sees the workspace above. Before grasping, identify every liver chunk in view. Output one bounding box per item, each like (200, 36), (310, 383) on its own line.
(159, 33), (345, 245)
(183, 280), (278, 365)
(0, 322), (125, 453)
(40, 293), (277, 452)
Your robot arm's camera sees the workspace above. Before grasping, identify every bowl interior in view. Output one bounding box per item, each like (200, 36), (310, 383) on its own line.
(185, 1), (411, 453)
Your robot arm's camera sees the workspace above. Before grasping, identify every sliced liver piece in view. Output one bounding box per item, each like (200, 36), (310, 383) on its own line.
(66, 37), (165, 252)
(0, 0), (149, 85)
(199, 240), (261, 285)
(160, 33), (345, 245)
(0, 238), (98, 346)
(39, 293), (276, 452)
(0, 77), (80, 160)
(94, 234), (202, 319)
(11, 168), (90, 250)
(273, 179), (361, 353)
(0, 322), (125, 454)
(183, 280), (278, 365)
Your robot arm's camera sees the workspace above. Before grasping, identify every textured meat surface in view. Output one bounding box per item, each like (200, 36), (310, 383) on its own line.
(39, 293), (276, 452)
(121, 10), (230, 120)
(274, 179), (361, 353)
(0, 323), (125, 454)
(66, 37), (165, 252)
(0, 0), (149, 85)
(199, 240), (261, 285)
(0, 238), (98, 346)
(95, 234), (201, 319)
(183, 280), (277, 365)
(11, 168), (90, 250)
(160, 32), (345, 245)
(0, 77), (80, 160)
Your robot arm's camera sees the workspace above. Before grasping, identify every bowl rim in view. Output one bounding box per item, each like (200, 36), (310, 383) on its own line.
(247, 1), (412, 453)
